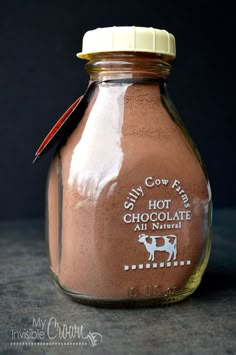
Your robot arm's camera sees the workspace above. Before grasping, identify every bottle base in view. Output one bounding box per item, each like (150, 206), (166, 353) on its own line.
(52, 272), (201, 308)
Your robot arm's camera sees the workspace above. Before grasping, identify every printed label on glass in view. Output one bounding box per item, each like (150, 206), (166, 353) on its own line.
(122, 177), (192, 270)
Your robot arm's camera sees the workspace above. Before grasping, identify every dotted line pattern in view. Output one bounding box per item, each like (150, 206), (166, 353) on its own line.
(10, 342), (87, 346)
(124, 260), (191, 271)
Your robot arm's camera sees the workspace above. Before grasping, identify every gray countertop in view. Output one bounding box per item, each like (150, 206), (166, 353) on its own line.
(0, 209), (235, 355)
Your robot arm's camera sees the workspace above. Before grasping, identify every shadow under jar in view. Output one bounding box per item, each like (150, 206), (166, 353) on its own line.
(46, 26), (212, 307)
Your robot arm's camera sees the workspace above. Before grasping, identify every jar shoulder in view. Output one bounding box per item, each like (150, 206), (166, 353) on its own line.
(55, 83), (209, 199)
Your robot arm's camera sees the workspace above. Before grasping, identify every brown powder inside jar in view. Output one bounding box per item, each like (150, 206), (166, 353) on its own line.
(48, 82), (211, 301)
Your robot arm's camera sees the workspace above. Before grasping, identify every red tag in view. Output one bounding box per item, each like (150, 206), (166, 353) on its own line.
(33, 96), (82, 162)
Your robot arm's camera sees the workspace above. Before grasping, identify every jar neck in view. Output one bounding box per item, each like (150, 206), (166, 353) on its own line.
(85, 52), (172, 82)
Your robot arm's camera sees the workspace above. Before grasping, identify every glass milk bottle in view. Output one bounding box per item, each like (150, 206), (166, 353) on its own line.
(46, 26), (212, 306)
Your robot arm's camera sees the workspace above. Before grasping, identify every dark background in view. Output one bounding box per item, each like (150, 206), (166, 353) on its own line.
(0, 0), (235, 220)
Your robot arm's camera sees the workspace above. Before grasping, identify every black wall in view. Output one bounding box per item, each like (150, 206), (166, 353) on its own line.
(0, 0), (235, 220)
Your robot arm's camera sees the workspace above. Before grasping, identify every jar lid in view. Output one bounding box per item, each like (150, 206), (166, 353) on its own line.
(76, 26), (176, 60)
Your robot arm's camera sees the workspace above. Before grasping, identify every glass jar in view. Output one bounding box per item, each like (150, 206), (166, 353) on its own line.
(46, 27), (212, 306)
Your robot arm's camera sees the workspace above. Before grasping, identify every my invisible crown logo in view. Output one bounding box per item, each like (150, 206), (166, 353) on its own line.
(10, 317), (102, 347)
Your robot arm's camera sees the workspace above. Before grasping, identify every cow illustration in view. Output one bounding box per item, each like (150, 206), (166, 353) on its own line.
(138, 234), (177, 261)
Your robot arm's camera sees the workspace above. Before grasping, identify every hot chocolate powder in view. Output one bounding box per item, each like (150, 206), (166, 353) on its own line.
(47, 82), (211, 300)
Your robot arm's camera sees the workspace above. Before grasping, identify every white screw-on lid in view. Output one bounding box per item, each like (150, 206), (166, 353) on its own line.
(76, 26), (176, 60)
